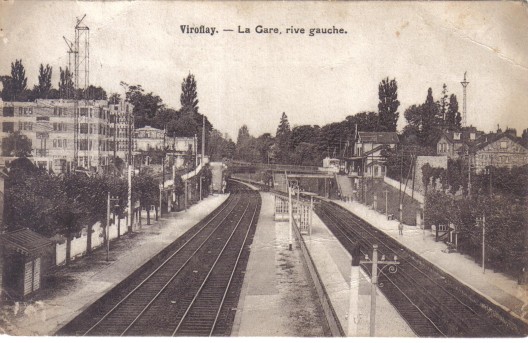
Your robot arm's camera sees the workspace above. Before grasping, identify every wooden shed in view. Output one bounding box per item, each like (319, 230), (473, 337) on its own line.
(0, 229), (54, 300)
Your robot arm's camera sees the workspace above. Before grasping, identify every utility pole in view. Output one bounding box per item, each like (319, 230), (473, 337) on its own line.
(201, 115), (205, 165)
(482, 215), (486, 274)
(184, 180), (188, 212)
(113, 112), (117, 176)
(384, 189), (389, 219)
(199, 176), (203, 201)
(348, 244), (399, 337)
(161, 125), (166, 218)
(106, 194), (119, 262)
(288, 184), (293, 251)
(468, 153), (472, 198)
(106, 192), (110, 262)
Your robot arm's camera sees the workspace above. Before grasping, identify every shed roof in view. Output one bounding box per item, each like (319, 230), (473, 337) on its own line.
(358, 132), (399, 144)
(0, 228), (53, 256)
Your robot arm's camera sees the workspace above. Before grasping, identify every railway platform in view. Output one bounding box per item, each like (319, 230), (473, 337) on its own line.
(333, 199), (528, 324)
(232, 192), (330, 336)
(231, 188), (413, 337)
(1, 194), (229, 336)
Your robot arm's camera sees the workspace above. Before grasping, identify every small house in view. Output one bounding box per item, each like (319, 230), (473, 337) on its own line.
(0, 229), (54, 300)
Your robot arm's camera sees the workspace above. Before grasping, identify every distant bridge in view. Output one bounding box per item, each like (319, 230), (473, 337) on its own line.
(227, 160), (325, 174)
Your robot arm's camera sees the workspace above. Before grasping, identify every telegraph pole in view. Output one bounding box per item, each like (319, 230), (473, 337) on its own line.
(288, 184), (293, 251)
(348, 244), (399, 337)
(482, 215), (486, 274)
(201, 115), (205, 165)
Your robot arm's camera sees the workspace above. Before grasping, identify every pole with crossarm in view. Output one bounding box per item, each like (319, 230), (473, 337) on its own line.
(348, 244), (399, 336)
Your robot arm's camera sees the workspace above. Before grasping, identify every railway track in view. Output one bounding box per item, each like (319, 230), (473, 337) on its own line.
(315, 200), (528, 338)
(57, 182), (261, 336)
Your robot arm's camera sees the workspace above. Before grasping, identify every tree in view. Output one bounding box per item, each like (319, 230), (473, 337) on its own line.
(403, 88), (442, 148)
(81, 85), (107, 100)
(1, 131), (32, 157)
(290, 125), (320, 149)
(449, 94), (462, 130)
(274, 112), (292, 163)
(124, 84), (164, 128)
(378, 77), (400, 131)
(1, 60), (28, 101)
(133, 173), (159, 225)
(108, 93), (121, 104)
(37, 64), (52, 99)
(0, 75), (13, 101)
(438, 83), (449, 124)
(59, 67), (74, 99)
(208, 129), (236, 161)
(11, 60), (28, 101)
(346, 111), (380, 132)
(522, 129), (528, 147)
(180, 73), (199, 116)
(237, 125), (251, 146)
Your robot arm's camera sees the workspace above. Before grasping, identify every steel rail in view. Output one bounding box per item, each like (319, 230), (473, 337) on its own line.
(170, 197), (256, 336)
(318, 202), (508, 336)
(315, 205), (445, 337)
(209, 196), (259, 336)
(322, 202), (506, 335)
(82, 193), (240, 336)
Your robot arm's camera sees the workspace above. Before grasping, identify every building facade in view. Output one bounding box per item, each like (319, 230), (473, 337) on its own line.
(471, 133), (528, 173)
(0, 99), (133, 173)
(436, 126), (483, 158)
(351, 131), (399, 178)
(133, 126), (197, 170)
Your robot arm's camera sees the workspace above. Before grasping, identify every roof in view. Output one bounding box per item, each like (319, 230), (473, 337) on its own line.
(357, 132), (399, 144)
(0, 228), (53, 256)
(470, 132), (527, 153)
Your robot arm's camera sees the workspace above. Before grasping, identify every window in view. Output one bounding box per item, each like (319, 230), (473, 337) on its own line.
(63, 139), (67, 148)
(470, 133), (476, 140)
(3, 107), (14, 117)
(58, 139), (62, 148)
(2, 122), (14, 133)
(79, 139), (88, 151)
(80, 108), (88, 116)
(80, 123), (88, 134)
(53, 139), (57, 148)
(454, 133), (461, 140)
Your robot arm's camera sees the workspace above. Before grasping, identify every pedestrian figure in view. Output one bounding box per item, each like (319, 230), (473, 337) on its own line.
(398, 223), (403, 236)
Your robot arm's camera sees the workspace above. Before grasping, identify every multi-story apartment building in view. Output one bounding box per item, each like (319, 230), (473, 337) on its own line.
(108, 101), (133, 163)
(0, 99), (133, 174)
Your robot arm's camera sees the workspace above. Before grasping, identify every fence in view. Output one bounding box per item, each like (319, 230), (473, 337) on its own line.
(55, 217), (128, 265)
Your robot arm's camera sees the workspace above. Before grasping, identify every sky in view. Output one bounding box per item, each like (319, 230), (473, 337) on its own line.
(1, 1), (527, 140)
